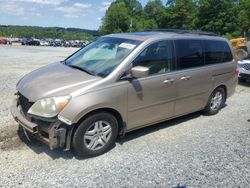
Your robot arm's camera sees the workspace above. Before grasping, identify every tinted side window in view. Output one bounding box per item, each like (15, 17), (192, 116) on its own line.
(204, 40), (233, 65)
(175, 40), (204, 70)
(133, 40), (174, 75)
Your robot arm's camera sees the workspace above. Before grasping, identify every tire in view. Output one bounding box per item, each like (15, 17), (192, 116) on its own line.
(204, 87), (226, 115)
(72, 112), (119, 157)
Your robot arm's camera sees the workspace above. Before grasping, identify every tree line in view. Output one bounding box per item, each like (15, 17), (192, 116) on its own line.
(0, 25), (98, 40)
(99, 0), (250, 39)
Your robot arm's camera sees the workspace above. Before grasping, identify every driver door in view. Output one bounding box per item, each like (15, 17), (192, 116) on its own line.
(127, 40), (177, 130)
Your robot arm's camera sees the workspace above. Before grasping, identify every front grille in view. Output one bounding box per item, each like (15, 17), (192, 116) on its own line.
(17, 93), (34, 115)
(239, 63), (250, 70)
(239, 73), (250, 79)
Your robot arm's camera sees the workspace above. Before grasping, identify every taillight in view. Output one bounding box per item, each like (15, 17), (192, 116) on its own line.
(234, 67), (239, 77)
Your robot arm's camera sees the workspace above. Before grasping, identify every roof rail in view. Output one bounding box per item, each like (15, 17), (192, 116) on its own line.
(144, 29), (219, 36)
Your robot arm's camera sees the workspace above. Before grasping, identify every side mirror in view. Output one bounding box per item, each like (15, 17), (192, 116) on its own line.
(234, 49), (248, 61)
(131, 66), (149, 78)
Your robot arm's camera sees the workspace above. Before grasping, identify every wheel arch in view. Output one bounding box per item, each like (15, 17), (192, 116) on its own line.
(214, 84), (227, 99)
(202, 84), (228, 116)
(69, 107), (125, 145)
(205, 84), (228, 108)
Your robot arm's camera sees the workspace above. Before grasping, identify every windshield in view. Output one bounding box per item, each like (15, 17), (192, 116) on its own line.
(65, 37), (141, 77)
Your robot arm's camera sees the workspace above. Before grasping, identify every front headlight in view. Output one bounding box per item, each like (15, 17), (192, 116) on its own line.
(28, 96), (71, 118)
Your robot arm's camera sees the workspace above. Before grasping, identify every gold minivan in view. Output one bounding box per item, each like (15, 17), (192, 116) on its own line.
(11, 30), (238, 157)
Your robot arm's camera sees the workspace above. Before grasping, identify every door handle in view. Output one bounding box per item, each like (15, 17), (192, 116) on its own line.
(163, 78), (175, 84)
(180, 76), (191, 81)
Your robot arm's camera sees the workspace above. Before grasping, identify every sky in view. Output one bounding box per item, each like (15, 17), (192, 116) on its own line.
(0, 0), (156, 30)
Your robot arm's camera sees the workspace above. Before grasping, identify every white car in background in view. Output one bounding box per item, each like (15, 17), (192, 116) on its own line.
(238, 59), (250, 82)
(40, 40), (49, 46)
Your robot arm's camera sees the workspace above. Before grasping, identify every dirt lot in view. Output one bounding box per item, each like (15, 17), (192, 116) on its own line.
(0, 45), (249, 187)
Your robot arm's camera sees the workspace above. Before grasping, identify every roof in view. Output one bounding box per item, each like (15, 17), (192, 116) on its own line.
(106, 32), (167, 41)
(106, 30), (225, 42)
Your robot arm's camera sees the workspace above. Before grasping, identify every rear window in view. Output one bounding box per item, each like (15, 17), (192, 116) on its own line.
(204, 40), (233, 65)
(175, 40), (204, 70)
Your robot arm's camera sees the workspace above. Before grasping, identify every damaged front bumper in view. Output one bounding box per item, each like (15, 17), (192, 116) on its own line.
(11, 98), (72, 150)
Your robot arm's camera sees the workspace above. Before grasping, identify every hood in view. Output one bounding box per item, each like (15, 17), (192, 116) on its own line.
(17, 62), (100, 101)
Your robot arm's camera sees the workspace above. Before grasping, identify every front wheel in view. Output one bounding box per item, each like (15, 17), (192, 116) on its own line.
(72, 112), (118, 157)
(204, 87), (226, 115)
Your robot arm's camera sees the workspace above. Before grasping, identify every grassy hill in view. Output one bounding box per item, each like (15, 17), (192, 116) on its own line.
(0, 25), (99, 40)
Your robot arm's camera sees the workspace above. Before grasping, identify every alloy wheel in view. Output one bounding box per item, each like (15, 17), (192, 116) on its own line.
(210, 91), (223, 111)
(83, 120), (112, 151)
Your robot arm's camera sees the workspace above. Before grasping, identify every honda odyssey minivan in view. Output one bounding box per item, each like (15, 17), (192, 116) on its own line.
(11, 30), (238, 157)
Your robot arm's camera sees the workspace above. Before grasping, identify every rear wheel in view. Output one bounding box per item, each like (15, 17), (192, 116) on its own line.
(204, 87), (226, 115)
(73, 112), (118, 157)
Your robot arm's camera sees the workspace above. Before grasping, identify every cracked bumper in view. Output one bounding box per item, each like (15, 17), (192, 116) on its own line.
(11, 98), (67, 150)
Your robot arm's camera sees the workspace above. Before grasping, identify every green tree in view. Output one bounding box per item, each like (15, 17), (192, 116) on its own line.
(123, 0), (144, 31)
(99, 0), (143, 34)
(100, 1), (130, 34)
(238, 0), (250, 35)
(119, 0), (143, 15)
(195, 0), (239, 35)
(166, 0), (197, 30)
(0, 25), (95, 40)
(99, 0), (249, 37)
(143, 0), (168, 29)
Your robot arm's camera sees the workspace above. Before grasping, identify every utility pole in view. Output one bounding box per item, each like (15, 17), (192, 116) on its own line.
(130, 7), (136, 32)
(130, 17), (133, 32)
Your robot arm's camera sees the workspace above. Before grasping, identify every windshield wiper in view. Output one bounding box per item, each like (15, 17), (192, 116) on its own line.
(67, 64), (96, 76)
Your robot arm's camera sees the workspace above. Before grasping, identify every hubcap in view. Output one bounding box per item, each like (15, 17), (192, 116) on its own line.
(210, 91), (223, 111)
(83, 120), (112, 151)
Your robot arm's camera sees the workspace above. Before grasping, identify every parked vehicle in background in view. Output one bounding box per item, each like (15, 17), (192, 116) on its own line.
(0, 39), (8, 44)
(40, 40), (49, 46)
(230, 37), (248, 52)
(0, 37), (90, 48)
(26, 39), (40, 46)
(20, 38), (32, 45)
(10, 39), (22, 46)
(238, 59), (250, 82)
(11, 30), (238, 157)
(235, 48), (250, 82)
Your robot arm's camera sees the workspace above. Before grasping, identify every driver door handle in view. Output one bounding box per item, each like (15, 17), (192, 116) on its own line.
(180, 75), (191, 81)
(163, 78), (175, 84)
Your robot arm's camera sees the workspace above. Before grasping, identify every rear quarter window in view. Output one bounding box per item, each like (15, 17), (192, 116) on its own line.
(204, 40), (233, 65)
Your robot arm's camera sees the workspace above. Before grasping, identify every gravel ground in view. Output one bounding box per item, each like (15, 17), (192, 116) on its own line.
(0, 45), (249, 187)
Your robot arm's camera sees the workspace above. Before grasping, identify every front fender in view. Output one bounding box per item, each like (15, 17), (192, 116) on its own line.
(59, 83), (128, 124)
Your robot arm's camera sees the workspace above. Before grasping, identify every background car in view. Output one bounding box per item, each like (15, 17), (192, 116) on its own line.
(26, 39), (40, 46)
(235, 48), (250, 82)
(230, 37), (248, 52)
(40, 40), (49, 46)
(238, 58), (250, 82)
(0, 39), (8, 44)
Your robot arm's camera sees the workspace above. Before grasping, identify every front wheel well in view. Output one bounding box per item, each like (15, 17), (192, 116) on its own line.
(72, 108), (125, 138)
